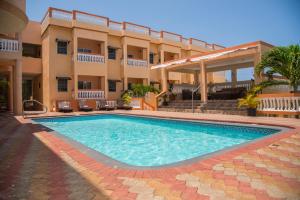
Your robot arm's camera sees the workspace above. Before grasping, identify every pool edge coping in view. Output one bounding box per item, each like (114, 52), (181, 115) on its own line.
(27, 113), (298, 170)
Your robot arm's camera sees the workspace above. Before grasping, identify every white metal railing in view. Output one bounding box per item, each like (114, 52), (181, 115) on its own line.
(0, 38), (19, 52)
(77, 53), (105, 64)
(52, 9), (72, 21)
(75, 12), (108, 27)
(191, 39), (206, 48)
(209, 80), (253, 92)
(162, 31), (181, 42)
(257, 96), (300, 113)
(182, 38), (190, 46)
(77, 90), (105, 99)
(127, 58), (147, 67)
(125, 23), (149, 35)
(109, 21), (122, 31)
(150, 30), (160, 39)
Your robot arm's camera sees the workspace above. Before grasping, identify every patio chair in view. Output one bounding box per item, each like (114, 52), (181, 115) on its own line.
(78, 100), (93, 112)
(97, 100), (115, 111)
(57, 101), (73, 113)
(117, 99), (132, 110)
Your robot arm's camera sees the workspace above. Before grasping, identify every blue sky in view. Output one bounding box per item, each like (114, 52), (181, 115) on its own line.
(26, 0), (299, 81)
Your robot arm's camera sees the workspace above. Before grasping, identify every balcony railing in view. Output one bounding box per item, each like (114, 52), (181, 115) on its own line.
(213, 44), (225, 50)
(123, 22), (150, 35)
(150, 30), (160, 40)
(109, 20), (122, 31)
(0, 38), (19, 52)
(77, 90), (105, 99)
(190, 38), (206, 48)
(51, 8), (72, 21)
(182, 38), (190, 46)
(77, 53), (105, 64)
(161, 31), (182, 42)
(127, 58), (148, 67)
(74, 11), (108, 27)
(257, 93), (300, 114)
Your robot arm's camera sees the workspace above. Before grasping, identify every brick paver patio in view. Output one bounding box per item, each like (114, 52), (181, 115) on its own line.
(0, 111), (299, 200)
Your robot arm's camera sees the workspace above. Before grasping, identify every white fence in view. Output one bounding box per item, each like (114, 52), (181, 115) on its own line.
(77, 90), (105, 99)
(209, 80), (253, 92)
(0, 39), (19, 52)
(257, 96), (300, 113)
(77, 53), (105, 64)
(127, 58), (147, 67)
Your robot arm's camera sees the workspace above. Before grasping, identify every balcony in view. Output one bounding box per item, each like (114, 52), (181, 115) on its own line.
(127, 58), (148, 67)
(161, 31), (182, 43)
(77, 53), (105, 64)
(74, 10), (108, 27)
(123, 22), (150, 36)
(109, 20), (122, 31)
(77, 90), (105, 99)
(0, 38), (19, 52)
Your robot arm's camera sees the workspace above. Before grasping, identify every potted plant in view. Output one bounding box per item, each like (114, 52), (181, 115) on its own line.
(122, 92), (132, 106)
(238, 93), (259, 116)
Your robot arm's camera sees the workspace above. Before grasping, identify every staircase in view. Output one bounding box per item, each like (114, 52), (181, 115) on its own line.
(158, 99), (247, 115)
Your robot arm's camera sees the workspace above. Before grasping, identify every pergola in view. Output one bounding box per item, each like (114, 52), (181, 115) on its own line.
(151, 41), (273, 102)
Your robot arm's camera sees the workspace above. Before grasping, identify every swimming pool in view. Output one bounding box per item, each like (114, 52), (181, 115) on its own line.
(34, 114), (281, 167)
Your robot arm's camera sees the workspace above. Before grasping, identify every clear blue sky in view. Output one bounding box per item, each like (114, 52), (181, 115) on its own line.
(27, 0), (300, 47)
(26, 0), (299, 81)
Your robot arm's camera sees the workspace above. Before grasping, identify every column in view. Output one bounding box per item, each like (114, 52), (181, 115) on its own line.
(231, 68), (237, 88)
(194, 71), (199, 85)
(161, 68), (168, 92)
(200, 61), (208, 103)
(123, 43), (128, 90)
(9, 67), (13, 112)
(13, 60), (22, 115)
(254, 52), (262, 84)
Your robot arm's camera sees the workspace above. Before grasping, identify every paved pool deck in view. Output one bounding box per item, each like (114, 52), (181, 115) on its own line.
(0, 110), (300, 200)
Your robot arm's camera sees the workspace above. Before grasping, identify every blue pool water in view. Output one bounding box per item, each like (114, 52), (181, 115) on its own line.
(34, 114), (280, 167)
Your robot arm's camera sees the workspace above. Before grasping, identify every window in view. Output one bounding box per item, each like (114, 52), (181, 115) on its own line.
(149, 52), (154, 64)
(57, 79), (68, 92)
(108, 80), (116, 92)
(108, 47), (116, 59)
(78, 81), (92, 90)
(22, 43), (41, 58)
(127, 54), (133, 58)
(78, 48), (92, 54)
(57, 41), (68, 55)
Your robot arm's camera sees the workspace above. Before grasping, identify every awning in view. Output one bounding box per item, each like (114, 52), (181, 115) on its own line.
(56, 76), (72, 80)
(151, 45), (256, 70)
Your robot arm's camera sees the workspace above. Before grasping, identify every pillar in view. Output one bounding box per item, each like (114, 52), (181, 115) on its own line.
(200, 61), (208, 103)
(123, 42), (128, 90)
(231, 68), (237, 88)
(161, 68), (168, 92)
(194, 71), (199, 85)
(254, 51), (263, 84)
(123, 77), (128, 91)
(13, 60), (22, 115)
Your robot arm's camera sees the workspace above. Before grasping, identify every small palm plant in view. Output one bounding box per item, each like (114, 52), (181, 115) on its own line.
(238, 93), (259, 116)
(122, 92), (132, 106)
(255, 44), (300, 92)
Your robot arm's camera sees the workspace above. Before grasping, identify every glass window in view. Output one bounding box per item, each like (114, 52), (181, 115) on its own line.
(57, 79), (68, 92)
(78, 48), (92, 53)
(57, 41), (68, 55)
(108, 47), (116, 59)
(149, 52), (154, 64)
(108, 80), (116, 92)
(78, 81), (92, 90)
(22, 43), (41, 58)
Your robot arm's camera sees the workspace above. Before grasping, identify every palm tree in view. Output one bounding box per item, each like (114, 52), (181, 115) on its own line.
(255, 44), (300, 92)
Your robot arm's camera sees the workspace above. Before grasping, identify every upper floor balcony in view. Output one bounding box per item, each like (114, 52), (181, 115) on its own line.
(41, 8), (225, 51)
(0, 38), (20, 52)
(77, 53), (105, 64)
(127, 58), (148, 67)
(0, 38), (21, 60)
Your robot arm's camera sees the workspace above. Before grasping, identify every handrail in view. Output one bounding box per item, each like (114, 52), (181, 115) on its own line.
(22, 99), (48, 118)
(192, 84), (201, 113)
(155, 91), (167, 110)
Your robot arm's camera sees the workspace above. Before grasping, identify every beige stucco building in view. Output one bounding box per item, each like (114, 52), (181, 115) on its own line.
(1, 6), (228, 114)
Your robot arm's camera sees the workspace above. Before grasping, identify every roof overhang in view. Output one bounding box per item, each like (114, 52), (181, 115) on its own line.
(151, 41), (273, 73)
